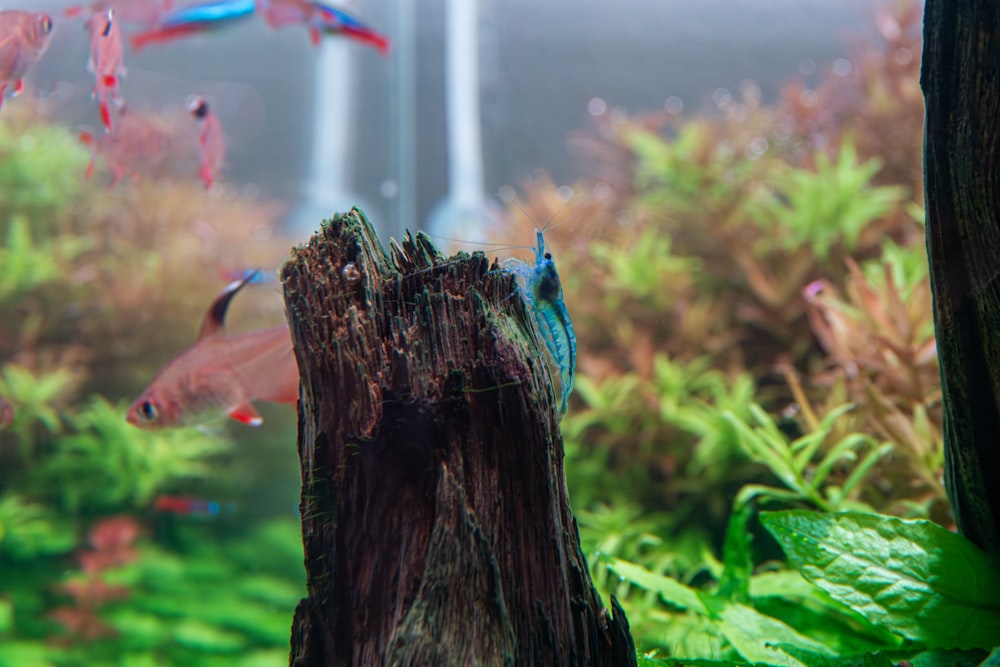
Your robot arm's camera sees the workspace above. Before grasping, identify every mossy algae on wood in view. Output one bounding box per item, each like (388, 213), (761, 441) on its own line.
(281, 207), (635, 666)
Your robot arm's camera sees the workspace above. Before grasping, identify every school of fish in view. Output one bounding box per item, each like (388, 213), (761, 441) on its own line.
(0, 1), (579, 429)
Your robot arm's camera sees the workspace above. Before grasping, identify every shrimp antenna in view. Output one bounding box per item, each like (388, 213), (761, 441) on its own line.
(495, 190), (574, 235)
(429, 235), (532, 253)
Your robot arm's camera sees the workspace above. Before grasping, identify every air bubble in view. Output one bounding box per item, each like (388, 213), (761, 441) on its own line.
(342, 262), (362, 285)
(832, 58), (853, 76)
(712, 87), (732, 107)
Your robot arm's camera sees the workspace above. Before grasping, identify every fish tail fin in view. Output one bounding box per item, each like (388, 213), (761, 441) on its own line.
(344, 26), (390, 56)
(199, 162), (214, 190)
(228, 403), (263, 427)
(64, 5), (85, 17)
(99, 99), (112, 132)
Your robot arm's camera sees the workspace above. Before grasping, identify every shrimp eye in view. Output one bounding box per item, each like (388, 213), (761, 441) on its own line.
(40, 16), (53, 34)
(139, 400), (157, 422)
(544, 252), (552, 260)
(342, 262), (362, 285)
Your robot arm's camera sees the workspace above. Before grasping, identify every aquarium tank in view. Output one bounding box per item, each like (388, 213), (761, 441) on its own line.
(0, 0), (996, 665)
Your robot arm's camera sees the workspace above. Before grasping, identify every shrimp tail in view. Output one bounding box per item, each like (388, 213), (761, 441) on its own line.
(533, 299), (576, 414)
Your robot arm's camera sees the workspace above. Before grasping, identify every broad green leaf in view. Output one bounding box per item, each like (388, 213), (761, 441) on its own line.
(718, 603), (834, 667)
(749, 570), (820, 599)
(771, 645), (863, 667)
(609, 558), (708, 614)
(761, 510), (1000, 649)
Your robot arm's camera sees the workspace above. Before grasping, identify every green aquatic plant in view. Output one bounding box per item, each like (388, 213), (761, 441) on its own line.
(564, 354), (758, 523)
(0, 519), (305, 667)
(726, 403), (892, 513)
(34, 397), (232, 513)
(746, 139), (905, 261)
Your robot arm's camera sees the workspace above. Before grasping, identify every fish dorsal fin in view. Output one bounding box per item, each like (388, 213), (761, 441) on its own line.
(197, 270), (259, 340)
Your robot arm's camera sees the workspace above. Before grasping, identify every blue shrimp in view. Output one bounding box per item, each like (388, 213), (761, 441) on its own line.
(506, 228), (576, 415)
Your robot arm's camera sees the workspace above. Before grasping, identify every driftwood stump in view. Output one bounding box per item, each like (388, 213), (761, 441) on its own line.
(281, 208), (636, 666)
(922, 0), (1000, 553)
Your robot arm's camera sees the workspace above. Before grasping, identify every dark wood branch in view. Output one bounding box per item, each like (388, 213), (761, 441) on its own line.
(921, 1), (1000, 553)
(282, 208), (636, 666)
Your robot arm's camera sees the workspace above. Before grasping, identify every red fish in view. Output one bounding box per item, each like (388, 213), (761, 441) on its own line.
(0, 11), (54, 109)
(126, 271), (299, 429)
(255, 0), (389, 53)
(153, 495), (231, 515)
(78, 106), (170, 186)
(187, 95), (225, 190)
(85, 9), (126, 131)
(0, 395), (13, 429)
(65, 1), (174, 26)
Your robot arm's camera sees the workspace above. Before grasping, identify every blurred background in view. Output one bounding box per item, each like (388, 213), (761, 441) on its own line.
(31, 0), (873, 235)
(0, 1), (943, 665)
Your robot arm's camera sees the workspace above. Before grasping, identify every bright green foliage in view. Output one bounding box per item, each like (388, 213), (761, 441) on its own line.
(0, 217), (90, 301)
(0, 494), (75, 560)
(35, 397), (231, 513)
(564, 354), (756, 520)
(747, 139), (905, 259)
(0, 519), (305, 667)
(761, 511), (1000, 650)
(726, 404), (893, 513)
(0, 119), (90, 225)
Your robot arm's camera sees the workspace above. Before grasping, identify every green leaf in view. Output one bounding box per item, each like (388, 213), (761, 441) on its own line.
(863, 653), (894, 667)
(717, 603), (834, 667)
(637, 656), (766, 667)
(172, 620), (247, 654)
(609, 558), (708, 614)
(0, 642), (57, 667)
(761, 510), (1000, 649)
(770, 645), (863, 667)
(0, 599), (11, 633)
(718, 502), (753, 602)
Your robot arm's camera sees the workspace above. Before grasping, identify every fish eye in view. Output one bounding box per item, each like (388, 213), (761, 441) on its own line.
(342, 262), (362, 285)
(544, 252), (552, 260)
(139, 400), (157, 422)
(40, 16), (52, 34)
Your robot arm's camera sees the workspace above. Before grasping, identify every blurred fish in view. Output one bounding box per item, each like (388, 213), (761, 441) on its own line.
(65, 0), (175, 26)
(78, 106), (170, 186)
(0, 10), (54, 109)
(153, 495), (234, 516)
(85, 8), (126, 131)
(187, 95), (225, 190)
(256, 0), (389, 52)
(126, 271), (299, 429)
(129, 0), (254, 51)
(0, 395), (12, 429)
